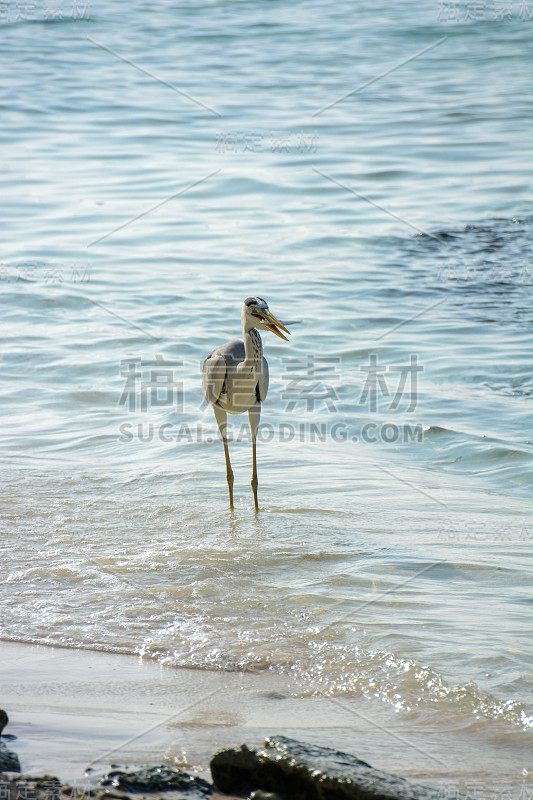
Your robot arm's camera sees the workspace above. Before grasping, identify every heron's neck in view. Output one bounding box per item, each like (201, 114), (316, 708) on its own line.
(242, 325), (263, 366)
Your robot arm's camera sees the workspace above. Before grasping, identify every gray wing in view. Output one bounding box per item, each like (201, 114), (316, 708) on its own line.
(202, 352), (227, 406)
(202, 339), (245, 406)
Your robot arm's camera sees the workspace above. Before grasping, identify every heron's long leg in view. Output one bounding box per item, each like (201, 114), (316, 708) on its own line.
(214, 406), (234, 510)
(248, 405), (261, 512)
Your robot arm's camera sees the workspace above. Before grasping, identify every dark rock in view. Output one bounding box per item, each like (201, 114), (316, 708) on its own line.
(0, 710), (21, 772)
(210, 735), (468, 800)
(101, 765), (212, 796)
(0, 741), (21, 772)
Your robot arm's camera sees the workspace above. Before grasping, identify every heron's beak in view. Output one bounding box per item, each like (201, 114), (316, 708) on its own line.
(258, 310), (290, 341)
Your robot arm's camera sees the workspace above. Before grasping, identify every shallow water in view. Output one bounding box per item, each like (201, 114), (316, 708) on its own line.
(1, 0), (532, 784)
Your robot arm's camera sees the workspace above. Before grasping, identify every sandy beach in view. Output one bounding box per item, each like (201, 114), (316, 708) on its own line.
(1, 641), (530, 794)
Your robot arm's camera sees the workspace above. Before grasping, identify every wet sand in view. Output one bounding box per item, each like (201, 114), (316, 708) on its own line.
(0, 641), (529, 793)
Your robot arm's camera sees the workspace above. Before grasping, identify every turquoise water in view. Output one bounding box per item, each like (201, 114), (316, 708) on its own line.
(1, 0), (532, 782)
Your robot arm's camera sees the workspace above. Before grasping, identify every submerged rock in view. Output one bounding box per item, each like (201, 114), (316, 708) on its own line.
(0, 710), (21, 773)
(0, 741), (21, 773)
(101, 765), (212, 795)
(210, 736), (464, 800)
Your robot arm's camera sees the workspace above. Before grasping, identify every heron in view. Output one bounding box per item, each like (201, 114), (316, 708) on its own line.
(202, 296), (290, 511)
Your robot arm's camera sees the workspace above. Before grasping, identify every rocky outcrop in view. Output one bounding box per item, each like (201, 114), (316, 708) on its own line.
(210, 736), (461, 800)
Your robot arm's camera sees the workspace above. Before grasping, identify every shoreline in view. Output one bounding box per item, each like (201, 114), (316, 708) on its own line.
(1, 641), (530, 793)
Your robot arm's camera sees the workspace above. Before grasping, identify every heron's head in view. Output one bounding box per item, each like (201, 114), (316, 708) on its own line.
(242, 296), (290, 341)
